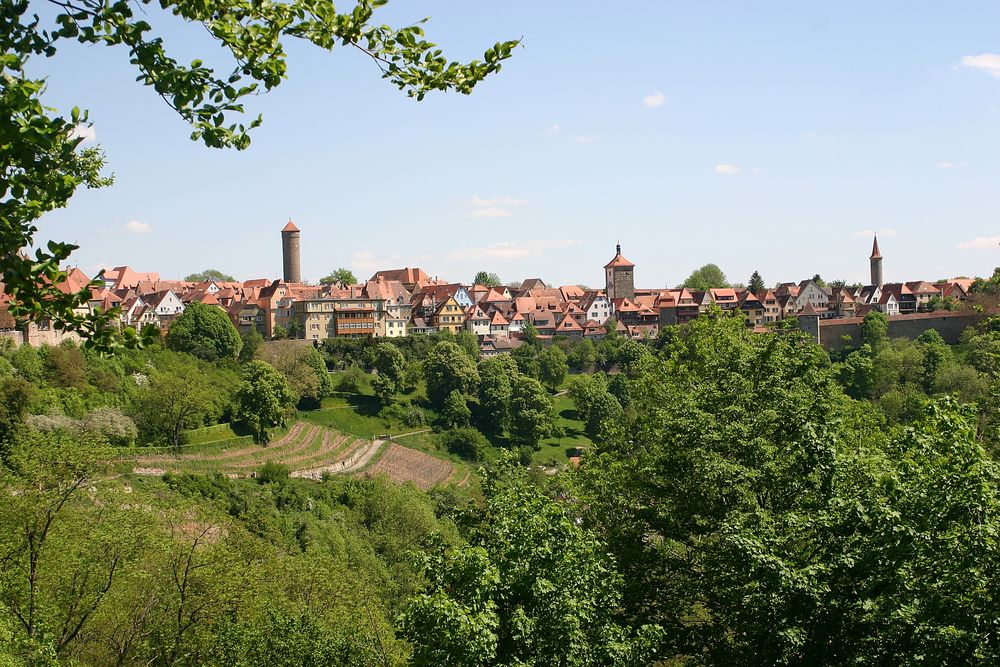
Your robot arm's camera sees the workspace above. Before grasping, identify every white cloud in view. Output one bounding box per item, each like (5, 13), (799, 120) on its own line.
(469, 207), (513, 219)
(124, 220), (151, 234)
(467, 195), (527, 219)
(70, 124), (96, 144)
(349, 249), (412, 273)
(713, 164), (740, 175)
(801, 131), (820, 140)
(574, 135), (599, 144)
(545, 123), (561, 135)
(449, 239), (582, 262)
(642, 91), (666, 108)
(960, 53), (1000, 78)
(937, 161), (967, 169)
(855, 229), (898, 238)
(470, 195), (528, 208)
(957, 235), (1000, 250)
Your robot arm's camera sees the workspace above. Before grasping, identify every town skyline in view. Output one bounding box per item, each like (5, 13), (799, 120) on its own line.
(58, 224), (983, 291)
(28, 1), (1000, 287)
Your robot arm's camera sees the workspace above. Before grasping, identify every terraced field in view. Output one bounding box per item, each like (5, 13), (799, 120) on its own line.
(364, 443), (454, 490)
(129, 421), (456, 491)
(130, 422), (375, 477)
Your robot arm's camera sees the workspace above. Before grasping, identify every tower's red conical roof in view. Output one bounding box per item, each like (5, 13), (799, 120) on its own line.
(282, 219), (299, 233)
(870, 235), (881, 259)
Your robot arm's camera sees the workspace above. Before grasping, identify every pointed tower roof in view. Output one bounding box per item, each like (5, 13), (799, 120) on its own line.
(604, 243), (635, 269)
(870, 235), (882, 259)
(282, 219), (300, 233)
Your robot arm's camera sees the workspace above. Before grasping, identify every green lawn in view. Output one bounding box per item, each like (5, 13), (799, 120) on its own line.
(531, 394), (593, 466)
(303, 387), (443, 456)
(184, 423), (239, 445)
(313, 371), (591, 468)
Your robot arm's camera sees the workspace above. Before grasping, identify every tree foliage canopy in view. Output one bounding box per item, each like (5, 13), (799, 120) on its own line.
(401, 460), (663, 666)
(472, 271), (502, 287)
(166, 302), (243, 361)
(234, 360), (295, 442)
(320, 268), (358, 285)
(2, 0), (517, 349)
(423, 341), (479, 409)
(681, 263), (729, 290)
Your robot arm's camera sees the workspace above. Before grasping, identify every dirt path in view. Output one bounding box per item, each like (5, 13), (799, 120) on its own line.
(391, 429), (432, 439)
(290, 439), (385, 480)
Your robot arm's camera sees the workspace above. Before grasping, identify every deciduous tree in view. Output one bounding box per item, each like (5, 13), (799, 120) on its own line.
(166, 302), (243, 361)
(472, 271), (502, 287)
(319, 268), (358, 285)
(508, 375), (557, 447)
(476, 355), (517, 434)
(255, 341), (333, 407)
(132, 358), (216, 451)
(234, 361), (295, 443)
(538, 344), (568, 392)
(183, 269), (236, 282)
(372, 342), (406, 404)
(401, 460), (663, 666)
(681, 263), (728, 290)
(441, 390), (471, 428)
(423, 342), (479, 410)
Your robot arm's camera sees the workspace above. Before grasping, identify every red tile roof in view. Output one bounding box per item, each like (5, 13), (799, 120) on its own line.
(281, 219), (300, 233)
(604, 243), (635, 269)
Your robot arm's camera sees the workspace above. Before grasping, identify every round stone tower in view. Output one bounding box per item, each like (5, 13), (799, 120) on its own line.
(281, 219), (301, 283)
(870, 235), (883, 288)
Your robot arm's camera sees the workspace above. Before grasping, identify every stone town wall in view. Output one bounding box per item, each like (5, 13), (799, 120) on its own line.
(817, 312), (980, 352)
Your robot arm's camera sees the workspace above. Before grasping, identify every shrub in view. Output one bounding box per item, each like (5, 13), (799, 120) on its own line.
(381, 402), (429, 428)
(257, 461), (290, 484)
(82, 406), (138, 447)
(516, 444), (534, 466)
(440, 427), (490, 462)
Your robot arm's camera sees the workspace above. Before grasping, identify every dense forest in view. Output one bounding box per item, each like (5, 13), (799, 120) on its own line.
(2, 300), (1000, 665)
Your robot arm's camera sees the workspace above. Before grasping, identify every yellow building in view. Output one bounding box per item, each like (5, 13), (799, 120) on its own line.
(432, 296), (465, 334)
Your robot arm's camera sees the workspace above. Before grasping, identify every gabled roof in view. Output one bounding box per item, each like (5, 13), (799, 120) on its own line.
(465, 305), (489, 321)
(372, 267), (430, 286)
(559, 285), (586, 302)
(483, 287), (510, 302)
(556, 314), (584, 331)
(709, 287), (738, 301)
(604, 243), (635, 269)
(519, 278), (547, 292)
(905, 281), (939, 295)
(613, 297), (640, 312)
(490, 310), (509, 326)
(145, 289), (181, 310)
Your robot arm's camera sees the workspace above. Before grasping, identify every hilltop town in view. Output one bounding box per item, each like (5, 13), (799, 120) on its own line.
(0, 220), (979, 351)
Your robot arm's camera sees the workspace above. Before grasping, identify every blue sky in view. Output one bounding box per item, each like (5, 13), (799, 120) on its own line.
(31, 1), (1000, 288)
